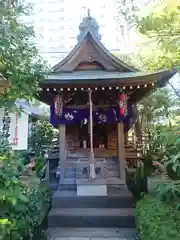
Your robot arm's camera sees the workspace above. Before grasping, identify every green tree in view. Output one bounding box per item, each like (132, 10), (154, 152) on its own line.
(135, 0), (180, 100)
(137, 0), (180, 70)
(116, 0), (139, 28)
(115, 0), (180, 147)
(116, 0), (180, 71)
(29, 120), (58, 156)
(0, 0), (48, 108)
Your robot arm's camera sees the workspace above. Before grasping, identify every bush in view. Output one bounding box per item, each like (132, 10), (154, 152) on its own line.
(126, 166), (148, 200)
(136, 196), (180, 240)
(0, 151), (51, 240)
(0, 219), (21, 240)
(0, 185), (51, 240)
(154, 181), (180, 203)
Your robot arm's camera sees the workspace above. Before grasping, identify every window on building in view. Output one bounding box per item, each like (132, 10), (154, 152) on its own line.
(59, 26), (64, 30)
(100, 24), (106, 29)
(59, 16), (65, 21)
(59, 45), (65, 50)
(100, 4), (106, 9)
(59, 8), (64, 12)
(35, 26), (45, 32)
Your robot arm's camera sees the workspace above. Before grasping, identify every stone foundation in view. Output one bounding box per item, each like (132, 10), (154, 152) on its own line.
(76, 179), (107, 196)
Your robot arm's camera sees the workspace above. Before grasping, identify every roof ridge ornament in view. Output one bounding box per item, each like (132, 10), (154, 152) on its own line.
(87, 8), (90, 17)
(77, 9), (101, 41)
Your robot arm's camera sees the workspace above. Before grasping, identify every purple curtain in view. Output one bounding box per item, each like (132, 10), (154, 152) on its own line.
(50, 102), (136, 132)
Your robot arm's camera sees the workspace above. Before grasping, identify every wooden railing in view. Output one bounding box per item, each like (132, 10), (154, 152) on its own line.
(125, 136), (144, 169)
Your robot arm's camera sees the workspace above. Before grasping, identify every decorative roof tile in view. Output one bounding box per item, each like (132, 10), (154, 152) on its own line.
(77, 9), (101, 41)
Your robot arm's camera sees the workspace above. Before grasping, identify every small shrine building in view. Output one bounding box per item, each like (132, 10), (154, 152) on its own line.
(39, 11), (176, 195)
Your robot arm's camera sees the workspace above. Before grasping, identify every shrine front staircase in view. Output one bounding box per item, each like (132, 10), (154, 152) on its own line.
(45, 149), (138, 238)
(45, 145), (138, 239)
(47, 185), (137, 239)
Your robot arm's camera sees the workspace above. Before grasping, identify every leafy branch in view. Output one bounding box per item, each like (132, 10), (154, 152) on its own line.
(0, 0), (49, 108)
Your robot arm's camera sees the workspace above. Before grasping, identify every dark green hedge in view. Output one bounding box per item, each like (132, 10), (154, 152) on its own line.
(0, 185), (51, 240)
(136, 196), (180, 240)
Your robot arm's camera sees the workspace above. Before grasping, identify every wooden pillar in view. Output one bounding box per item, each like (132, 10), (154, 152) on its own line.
(117, 122), (126, 184)
(59, 124), (66, 187)
(88, 89), (96, 179)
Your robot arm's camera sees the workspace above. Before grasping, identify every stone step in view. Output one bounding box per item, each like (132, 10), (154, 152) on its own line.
(48, 208), (135, 228)
(47, 227), (137, 239)
(48, 238), (135, 240)
(58, 185), (77, 191)
(52, 194), (135, 209)
(49, 208), (135, 217)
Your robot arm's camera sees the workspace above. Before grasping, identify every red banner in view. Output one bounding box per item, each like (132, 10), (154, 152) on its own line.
(54, 94), (63, 117)
(119, 91), (127, 116)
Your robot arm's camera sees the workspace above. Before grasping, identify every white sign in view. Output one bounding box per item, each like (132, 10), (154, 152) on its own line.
(0, 108), (29, 150)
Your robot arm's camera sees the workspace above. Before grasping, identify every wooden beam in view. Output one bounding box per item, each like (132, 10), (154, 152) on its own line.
(117, 122), (126, 184)
(88, 89), (96, 179)
(58, 124), (66, 187)
(130, 86), (155, 103)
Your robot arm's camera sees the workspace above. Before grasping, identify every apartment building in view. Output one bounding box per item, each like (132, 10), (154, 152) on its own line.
(24, 0), (127, 65)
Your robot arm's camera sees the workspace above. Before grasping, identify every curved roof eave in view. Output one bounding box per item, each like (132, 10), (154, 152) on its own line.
(46, 68), (176, 82)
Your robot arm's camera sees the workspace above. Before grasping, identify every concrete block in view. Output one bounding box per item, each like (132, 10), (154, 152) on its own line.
(77, 184), (107, 196)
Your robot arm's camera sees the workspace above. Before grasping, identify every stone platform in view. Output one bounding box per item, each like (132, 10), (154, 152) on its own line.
(47, 227), (137, 239)
(76, 179), (107, 196)
(47, 186), (136, 240)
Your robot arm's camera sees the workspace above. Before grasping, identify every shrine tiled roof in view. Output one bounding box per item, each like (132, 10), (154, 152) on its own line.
(39, 11), (177, 104)
(45, 69), (176, 86)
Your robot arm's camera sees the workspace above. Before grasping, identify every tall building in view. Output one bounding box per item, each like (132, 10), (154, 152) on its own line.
(24, 0), (125, 66)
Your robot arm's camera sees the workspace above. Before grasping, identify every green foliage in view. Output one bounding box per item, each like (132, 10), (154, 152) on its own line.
(138, 88), (177, 132)
(157, 122), (180, 179)
(29, 120), (58, 156)
(117, 0), (180, 214)
(154, 181), (180, 203)
(116, 0), (180, 79)
(114, 55), (180, 145)
(0, 153), (26, 206)
(134, 88), (179, 164)
(0, 218), (21, 240)
(145, 125), (176, 158)
(136, 0), (180, 70)
(7, 186), (50, 240)
(116, 0), (139, 26)
(0, 0), (49, 108)
(0, 150), (51, 240)
(34, 120), (58, 144)
(0, 186), (50, 240)
(35, 156), (46, 178)
(126, 163), (148, 200)
(138, 1), (180, 49)
(142, 122), (180, 204)
(143, 120), (180, 179)
(136, 196), (180, 240)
